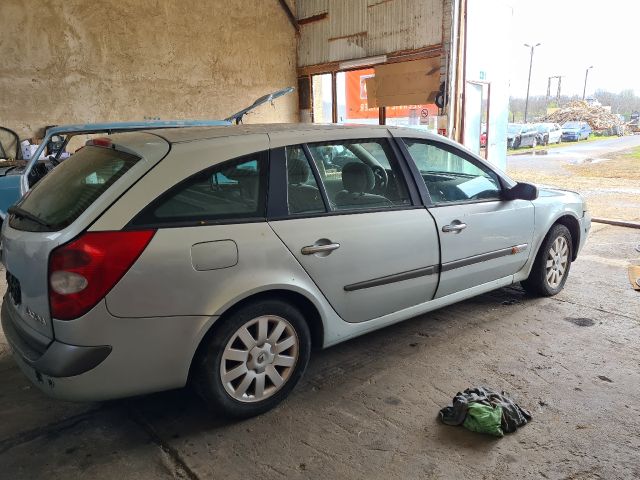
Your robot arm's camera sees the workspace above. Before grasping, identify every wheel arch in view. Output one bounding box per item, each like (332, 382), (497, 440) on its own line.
(554, 214), (580, 260)
(187, 288), (325, 381)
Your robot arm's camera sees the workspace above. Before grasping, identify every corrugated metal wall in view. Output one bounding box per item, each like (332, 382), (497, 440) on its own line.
(296, 0), (444, 67)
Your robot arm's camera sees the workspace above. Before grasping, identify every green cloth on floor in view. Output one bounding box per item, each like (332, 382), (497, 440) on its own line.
(462, 403), (504, 437)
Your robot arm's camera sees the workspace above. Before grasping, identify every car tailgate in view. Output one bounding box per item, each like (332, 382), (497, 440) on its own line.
(1, 132), (170, 339)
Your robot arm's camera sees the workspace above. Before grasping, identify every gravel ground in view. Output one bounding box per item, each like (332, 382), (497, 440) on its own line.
(1, 224), (639, 479)
(508, 140), (640, 222)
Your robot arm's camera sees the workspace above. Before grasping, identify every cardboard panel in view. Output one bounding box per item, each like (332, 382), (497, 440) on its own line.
(366, 57), (441, 108)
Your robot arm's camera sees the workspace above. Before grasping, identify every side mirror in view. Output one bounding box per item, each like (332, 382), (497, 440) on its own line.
(503, 182), (538, 201)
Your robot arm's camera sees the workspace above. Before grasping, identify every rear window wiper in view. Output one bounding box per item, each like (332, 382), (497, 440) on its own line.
(7, 206), (54, 228)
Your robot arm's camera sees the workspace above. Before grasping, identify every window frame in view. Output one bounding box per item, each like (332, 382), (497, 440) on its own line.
(397, 137), (513, 208)
(266, 137), (422, 221)
(128, 150), (269, 229)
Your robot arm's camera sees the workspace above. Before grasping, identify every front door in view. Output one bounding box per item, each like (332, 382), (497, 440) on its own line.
(269, 139), (440, 323)
(399, 137), (535, 298)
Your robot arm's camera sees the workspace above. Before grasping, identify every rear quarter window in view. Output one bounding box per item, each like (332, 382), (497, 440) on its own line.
(9, 146), (140, 231)
(130, 152), (267, 227)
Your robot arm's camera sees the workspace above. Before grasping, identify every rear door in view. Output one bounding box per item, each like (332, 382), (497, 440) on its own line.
(398, 137), (534, 298)
(268, 135), (440, 323)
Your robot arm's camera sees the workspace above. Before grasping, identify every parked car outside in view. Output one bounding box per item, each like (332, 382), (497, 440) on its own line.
(1, 124), (591, 418)
(507, 123), (538, 149)
(562, 121), (592, 141)
(0, 87), (294, 224)
(535, 123), (563, 145)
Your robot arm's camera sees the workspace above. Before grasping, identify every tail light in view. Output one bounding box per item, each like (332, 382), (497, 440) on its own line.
(49, 230), (155, 320)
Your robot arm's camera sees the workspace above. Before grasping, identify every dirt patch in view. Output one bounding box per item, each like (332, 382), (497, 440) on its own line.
(508, 147), (640, 221)
(565, 317), (595, 327)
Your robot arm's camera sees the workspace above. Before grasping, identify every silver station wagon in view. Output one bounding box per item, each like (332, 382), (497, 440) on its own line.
(1, 124), (591, 417)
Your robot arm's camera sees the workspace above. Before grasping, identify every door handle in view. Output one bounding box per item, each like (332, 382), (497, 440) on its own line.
(442, 222), (467, 233)
(301, 242), (340, 255)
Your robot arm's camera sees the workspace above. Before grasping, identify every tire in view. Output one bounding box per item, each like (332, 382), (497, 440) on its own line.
(544, 135), (549, 146)
(521, 224), (572, 297)
(514, 138), (521, 149)
(531, 137), (537, 148)
(558, 136), (562, 144)
(193, 299), (311, 418)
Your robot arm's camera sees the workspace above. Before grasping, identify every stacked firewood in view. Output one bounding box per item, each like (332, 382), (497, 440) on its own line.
(544, 101), (623, 130)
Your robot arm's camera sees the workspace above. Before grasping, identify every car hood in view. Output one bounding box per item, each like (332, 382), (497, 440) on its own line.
(536, 185), (584, 203)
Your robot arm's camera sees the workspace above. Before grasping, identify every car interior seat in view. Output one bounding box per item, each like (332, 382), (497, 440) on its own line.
(334, 162), (392, 209)
(287, 154), (323, 213)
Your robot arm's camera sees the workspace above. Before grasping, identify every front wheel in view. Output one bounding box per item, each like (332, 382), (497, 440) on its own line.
(193, 299), (311, 418)
(521, 224), (572, 296)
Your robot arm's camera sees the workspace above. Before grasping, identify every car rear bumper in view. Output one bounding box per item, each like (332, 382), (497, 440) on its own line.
(2, 298), (215, 401)
(2, 298), (111, 378)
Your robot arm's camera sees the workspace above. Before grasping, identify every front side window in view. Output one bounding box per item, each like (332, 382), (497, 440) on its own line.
(306, 139), (410, 211)
(132, 152), (267, 226)
(403, 140), (501, 204)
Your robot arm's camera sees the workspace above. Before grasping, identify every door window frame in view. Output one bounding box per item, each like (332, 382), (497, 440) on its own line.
(266, 136), (423, 221)
(396, 137), (514, 208)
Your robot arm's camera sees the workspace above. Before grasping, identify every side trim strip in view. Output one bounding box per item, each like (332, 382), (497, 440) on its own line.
(343, 243), (528, 292)
(344, 265), (438, 292)
(441, 244), (528, 272)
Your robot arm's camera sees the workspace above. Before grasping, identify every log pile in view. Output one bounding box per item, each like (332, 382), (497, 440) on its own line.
(544, 101), (623, 130)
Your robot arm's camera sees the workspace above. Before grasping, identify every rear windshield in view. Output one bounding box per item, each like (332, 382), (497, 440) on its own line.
(9, 146), (140, 231)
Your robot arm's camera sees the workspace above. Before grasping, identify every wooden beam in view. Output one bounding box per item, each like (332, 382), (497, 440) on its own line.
(276, 0), (299, 33)
(298, 13), (328, 25)
(297, 44), (443, 77)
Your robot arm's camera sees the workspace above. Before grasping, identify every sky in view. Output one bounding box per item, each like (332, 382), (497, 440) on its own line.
(506, 0), (640, 98)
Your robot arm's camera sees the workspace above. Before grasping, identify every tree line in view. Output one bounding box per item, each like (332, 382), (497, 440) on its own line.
(508, 89), (640, 123)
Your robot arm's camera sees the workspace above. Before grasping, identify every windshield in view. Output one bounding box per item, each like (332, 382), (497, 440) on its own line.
(507, 124), (521, 134)
(10, 146), (140, 231)
(536, 124), (549, 133)
(563, 122), (581, 128)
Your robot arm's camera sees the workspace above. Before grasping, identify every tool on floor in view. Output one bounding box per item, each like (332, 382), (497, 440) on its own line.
(628, 265), (640, 291)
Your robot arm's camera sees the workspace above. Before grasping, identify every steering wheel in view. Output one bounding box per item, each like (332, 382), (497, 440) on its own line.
(370, 164), (388, 192)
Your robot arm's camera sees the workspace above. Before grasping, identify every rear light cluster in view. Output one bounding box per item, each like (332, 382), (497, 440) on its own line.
(48, 230), (155, 320)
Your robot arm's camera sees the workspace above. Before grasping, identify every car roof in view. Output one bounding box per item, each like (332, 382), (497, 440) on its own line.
(135, 123), (444, 144)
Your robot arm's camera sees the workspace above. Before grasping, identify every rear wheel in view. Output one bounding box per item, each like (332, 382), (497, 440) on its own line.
(193, 299), (311, 418)
(521, 224), (572, 296)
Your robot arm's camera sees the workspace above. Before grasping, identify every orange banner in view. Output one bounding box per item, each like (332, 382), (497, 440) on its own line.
(345, 69), (438, 120)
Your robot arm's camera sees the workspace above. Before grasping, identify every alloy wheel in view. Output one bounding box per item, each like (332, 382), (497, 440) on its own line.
(220, 315), (299, 403)
(545, 236), (569, 289)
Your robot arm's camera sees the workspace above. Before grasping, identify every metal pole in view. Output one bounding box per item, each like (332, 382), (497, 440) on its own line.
(523, 43), (539, 122)
(557, 76), (562, 105)
(582, 66), (593, 101)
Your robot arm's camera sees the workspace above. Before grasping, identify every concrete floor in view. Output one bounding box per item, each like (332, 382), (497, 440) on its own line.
(1, 224), (639, 479)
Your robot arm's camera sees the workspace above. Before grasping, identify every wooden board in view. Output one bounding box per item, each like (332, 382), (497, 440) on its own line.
(366, 57), (441, 108)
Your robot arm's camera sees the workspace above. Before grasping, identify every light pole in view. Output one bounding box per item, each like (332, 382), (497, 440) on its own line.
(523, 43), (541, 123)
(582, 66), (593, 101)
